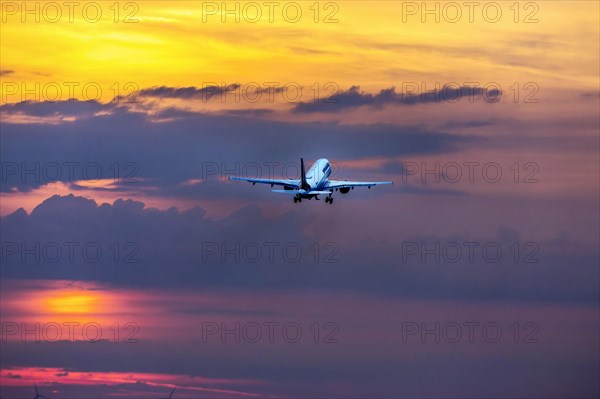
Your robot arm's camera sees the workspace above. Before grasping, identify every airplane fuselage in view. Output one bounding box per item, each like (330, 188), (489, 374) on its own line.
(303, 158), (332, 193)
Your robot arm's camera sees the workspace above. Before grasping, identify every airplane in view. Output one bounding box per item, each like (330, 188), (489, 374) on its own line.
(230, 158), (392, 204)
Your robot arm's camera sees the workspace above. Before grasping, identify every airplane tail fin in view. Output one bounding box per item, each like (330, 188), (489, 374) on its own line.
(300, 158), (310, 190)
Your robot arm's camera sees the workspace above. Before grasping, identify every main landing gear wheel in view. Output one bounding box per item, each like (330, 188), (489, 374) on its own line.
(293, 197), (297, 203)
(325, 196), (334, 204)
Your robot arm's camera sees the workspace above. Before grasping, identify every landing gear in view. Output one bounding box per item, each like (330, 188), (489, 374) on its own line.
(325, 196), (334, 204)
(294, 196), (302, 203)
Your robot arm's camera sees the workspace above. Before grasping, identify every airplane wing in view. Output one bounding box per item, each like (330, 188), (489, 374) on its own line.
(325, 180), (393, 190)
(229, 177), (300, 188)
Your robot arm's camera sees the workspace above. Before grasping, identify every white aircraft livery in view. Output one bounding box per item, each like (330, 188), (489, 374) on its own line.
(230, 158), (392, 204)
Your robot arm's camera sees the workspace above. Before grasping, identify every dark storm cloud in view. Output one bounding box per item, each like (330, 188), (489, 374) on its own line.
(580, 91), (600, 98)
(442, 119), (496, 129)
(222, 108), (274, 117)
(135, 84), (241, 100)
(0, 99), (477, 192)
(1, 194), (597, 304)
(0, 69), (15, 76)
(132, 84), (288, 102)
(293, 85), (498, 113)
(0, 99), (114, 118)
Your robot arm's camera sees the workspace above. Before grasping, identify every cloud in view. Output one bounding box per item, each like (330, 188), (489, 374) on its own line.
(293, 85), (499, 113)
(135, 84), (241, 100)
(0, 69), (15, 76)
(441, 119), (496, 129)
(0, 100), (108, 117)
(580, 91), (600, 98)
(1, 194), (597, 305)
(0, 99), (473, 193)
(222, 108), (274, 117)
(131, 84), (289, 104)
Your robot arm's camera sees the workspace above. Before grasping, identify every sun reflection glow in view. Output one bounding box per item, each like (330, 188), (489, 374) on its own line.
(45, 292), (99, 314)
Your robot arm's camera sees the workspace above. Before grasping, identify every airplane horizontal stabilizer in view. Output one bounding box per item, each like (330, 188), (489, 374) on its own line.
(271, 190), (332, 195)
(271, 190), (300, 194)
(306, 191), (334, 195)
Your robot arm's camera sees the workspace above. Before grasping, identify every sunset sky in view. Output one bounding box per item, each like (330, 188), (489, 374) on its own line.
(1, 1), (599, 398)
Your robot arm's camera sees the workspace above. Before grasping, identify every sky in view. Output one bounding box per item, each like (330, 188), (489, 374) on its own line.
(0, 1), (599, 398)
